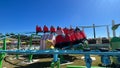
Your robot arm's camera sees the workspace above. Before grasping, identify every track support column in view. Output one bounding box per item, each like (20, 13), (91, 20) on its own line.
(16, 34), (20, 59)
(0, 37), (6, 68)
(51, 54), (60, 68)
(28, 34), (33, 62)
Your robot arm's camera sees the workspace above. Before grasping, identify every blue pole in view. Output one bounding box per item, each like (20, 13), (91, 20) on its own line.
(53, 54), (58, 62)
(101, 55), (111, 66)
(84, 54), (92, 68)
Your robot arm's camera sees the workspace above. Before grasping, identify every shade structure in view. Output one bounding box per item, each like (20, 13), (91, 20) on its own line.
(112, 24), (120, 30)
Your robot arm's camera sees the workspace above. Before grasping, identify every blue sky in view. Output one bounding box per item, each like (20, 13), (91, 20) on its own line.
(0, 0), (120, 38)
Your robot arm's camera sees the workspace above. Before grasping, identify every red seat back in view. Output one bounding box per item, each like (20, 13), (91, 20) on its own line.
(55, 35), (65, 44)
(36, 25), (42, 33)
(81, 31), (86, 39)
(43, 25), (49, 32)
(65, 34), (72, 42)
(50, 26), (56, 33)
